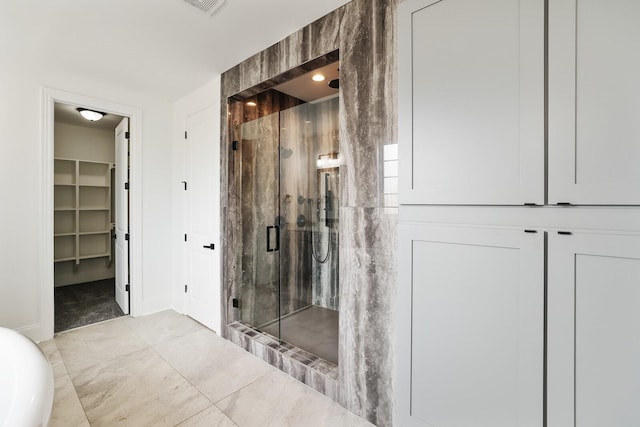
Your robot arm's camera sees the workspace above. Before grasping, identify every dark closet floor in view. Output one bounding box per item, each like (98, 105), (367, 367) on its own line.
(55, 278), (124, 333)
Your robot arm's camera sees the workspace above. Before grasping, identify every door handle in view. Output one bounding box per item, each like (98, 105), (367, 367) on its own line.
(203, 243), (215, 250)
(266, 226), (280, 252)
(267, 226), (273, 252)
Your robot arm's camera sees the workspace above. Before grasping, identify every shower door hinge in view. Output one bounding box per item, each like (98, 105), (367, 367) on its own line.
(124, 182), (129, 190)
(185, 285), (188, 293)
(184, 131), (188, 139)
(125, 284), (130, 292)
(125, 233), (129, 241)
(125, 131), (130, 139)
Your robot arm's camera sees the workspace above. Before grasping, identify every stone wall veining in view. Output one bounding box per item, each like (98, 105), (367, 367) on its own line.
(220, 1), (397, 425)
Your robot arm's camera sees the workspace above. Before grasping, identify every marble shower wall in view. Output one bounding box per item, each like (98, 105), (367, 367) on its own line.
(220, 1), (397, 426)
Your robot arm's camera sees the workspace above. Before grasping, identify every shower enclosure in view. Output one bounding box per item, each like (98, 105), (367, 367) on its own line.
(236, 87), (340, 365)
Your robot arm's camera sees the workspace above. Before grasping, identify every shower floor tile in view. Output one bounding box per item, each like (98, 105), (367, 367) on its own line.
(260, 305), (338, 364)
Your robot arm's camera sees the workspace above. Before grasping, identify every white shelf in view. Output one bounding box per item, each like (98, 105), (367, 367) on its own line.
(53, 159), (112, 264)
(79, 230), (110, 236)
(79, 253), (110, 261)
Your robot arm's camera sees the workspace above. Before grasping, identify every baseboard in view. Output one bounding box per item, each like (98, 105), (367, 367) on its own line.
(17, 323), (42, 343)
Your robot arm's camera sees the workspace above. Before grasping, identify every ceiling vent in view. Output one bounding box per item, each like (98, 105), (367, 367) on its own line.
(182, 0), (225, 15)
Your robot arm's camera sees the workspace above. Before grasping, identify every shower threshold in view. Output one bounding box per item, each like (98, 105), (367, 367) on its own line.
(227, 310), (339, 401)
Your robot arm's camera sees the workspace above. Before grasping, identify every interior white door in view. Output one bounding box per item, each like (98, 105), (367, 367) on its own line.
(185, 106), (220, 331)
(114, 117), (129, 314)
(548, 231), (640, 427)
(397, 224), (544, 426)
(549, 0), (640, 204)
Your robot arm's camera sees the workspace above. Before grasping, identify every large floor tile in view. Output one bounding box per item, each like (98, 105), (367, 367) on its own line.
(176, 405), (238, 427)
(123, 309), (204, 345)
(54, 318), (148, 378)
(38, 339), (67, 379)
(217, 370), (373, 427)
(72, 347), (210, 427)
(154, 329), (275, 402)
(50, 374), (90, 427)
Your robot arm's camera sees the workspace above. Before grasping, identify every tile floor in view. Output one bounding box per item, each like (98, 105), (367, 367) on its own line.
(39, 310), (372, 427)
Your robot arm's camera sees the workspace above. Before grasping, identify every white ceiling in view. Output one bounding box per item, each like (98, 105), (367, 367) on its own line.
(0, 0), (351, 101)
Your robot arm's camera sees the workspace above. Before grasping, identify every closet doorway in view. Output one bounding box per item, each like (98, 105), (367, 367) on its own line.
(52, 102), (129, 332)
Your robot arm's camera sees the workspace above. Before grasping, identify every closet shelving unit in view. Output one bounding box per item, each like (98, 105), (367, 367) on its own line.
(54, 158), (113, 266)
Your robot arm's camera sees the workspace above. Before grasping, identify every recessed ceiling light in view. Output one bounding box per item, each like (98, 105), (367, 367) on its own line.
(246, 101), (257, 107)
(312, 74), (325, 82)
(76, 108), (105, 121)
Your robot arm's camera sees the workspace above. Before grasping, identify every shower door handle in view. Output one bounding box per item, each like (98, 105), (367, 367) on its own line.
(266, 225), (280, 252)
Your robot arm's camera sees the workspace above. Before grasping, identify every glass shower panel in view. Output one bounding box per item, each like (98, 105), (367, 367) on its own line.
(278, 97), (340, 365)
(239, 112), (281, 331)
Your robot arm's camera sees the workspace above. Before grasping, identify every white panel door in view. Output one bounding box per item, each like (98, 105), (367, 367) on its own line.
(397, 224), (544, 427)
(114, 118), (129, 314)
(398, 0), (544, 205)
(548, 232), (640, 427)
(549, 0), (640, 205)
(185, 106), (220, 332)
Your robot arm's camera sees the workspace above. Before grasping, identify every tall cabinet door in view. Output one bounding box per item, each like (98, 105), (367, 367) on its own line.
(397, 224), (544, 426)
(398, 0), (544, 205)
(549, 0), (640, 205)
(548, 232), (640, 427)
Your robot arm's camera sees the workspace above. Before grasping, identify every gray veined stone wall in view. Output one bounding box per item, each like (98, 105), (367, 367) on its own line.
(220, 1), (397, 425)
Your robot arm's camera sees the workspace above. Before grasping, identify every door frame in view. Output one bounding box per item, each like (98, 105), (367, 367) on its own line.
(40, 87), (143, 341)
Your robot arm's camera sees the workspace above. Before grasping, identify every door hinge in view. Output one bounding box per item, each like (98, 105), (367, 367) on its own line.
(232, 140), (239, 151)
(184, 234), (188, 242)
(185, 285), (188, 293)
(125, 233), (130, 241)
(182, 181), (187, 191)
(124, 182), (129, 190)
(125, 131), (130, 139)
(125, 284), (130, 292)
(232, 298), (239, 308)
(184, 131), (188, 139)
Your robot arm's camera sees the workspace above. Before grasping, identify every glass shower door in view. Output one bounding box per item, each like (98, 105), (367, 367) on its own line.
(239, 112), (281, 333)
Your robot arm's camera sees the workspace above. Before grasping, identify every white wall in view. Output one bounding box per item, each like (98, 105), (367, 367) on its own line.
(55, 123), (116, 164)
(0, 65), (174, 341)
(171, 76), (222, 331)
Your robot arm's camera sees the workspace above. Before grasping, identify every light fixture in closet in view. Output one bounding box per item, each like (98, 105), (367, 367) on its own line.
(76, 108), (105, 122)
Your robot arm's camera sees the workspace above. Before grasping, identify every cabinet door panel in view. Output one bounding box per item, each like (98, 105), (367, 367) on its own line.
(548, 232), (640, 426)
(399, 0), (544, 205)
(549, 0), (640, 204)
(397, 224), (544, 426)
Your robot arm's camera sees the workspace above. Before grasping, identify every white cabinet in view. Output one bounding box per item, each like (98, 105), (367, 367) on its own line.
(53, 158), (112, 264)
(397, 224), (544, 427)
(549, 0), (640, 205)
(548, 232), (640, 427)
(398, 0), (544, 205)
